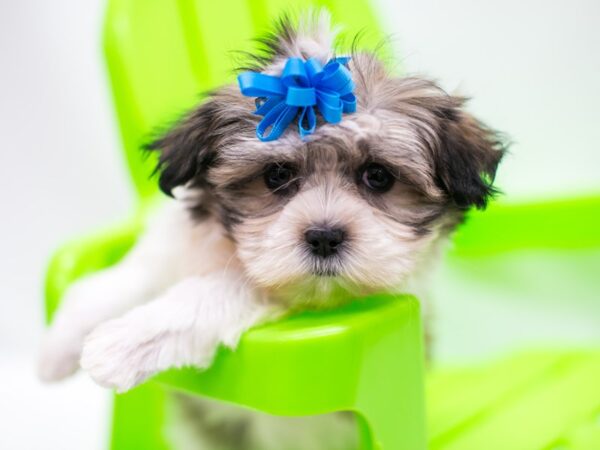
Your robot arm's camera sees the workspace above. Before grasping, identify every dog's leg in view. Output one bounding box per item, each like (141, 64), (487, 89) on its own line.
(79, 273), (279, 392)
(38, 204), (203, 382)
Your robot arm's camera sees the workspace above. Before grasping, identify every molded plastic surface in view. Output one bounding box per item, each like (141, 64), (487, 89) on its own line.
(427, 350), (600, 450)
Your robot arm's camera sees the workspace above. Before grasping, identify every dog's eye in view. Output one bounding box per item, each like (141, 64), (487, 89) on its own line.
(360, 163), (395, 193)
(264, 163), (297, 192)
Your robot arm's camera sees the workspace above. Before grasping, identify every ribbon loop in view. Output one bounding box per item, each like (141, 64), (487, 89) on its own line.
(237, 56), (356, 142)
(238, 72), (285, 98)
(286, 86), (316, 106)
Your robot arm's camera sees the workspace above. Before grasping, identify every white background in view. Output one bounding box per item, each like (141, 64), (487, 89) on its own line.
(1, 1), (599, 449)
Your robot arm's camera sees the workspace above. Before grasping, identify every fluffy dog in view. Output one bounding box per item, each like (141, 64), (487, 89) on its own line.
(38, 11), (505, 449)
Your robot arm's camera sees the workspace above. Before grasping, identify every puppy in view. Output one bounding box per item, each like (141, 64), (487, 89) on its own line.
(38, 11), (505, 449)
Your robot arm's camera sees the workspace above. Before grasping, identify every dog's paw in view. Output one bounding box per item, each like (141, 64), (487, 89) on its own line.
(80, 313), (222, 392)
(80, 317), (157, 392)
(37, 326), (83, 382)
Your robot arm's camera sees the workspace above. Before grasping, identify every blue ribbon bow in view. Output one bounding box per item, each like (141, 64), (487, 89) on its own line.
(237, 57), (356, 142)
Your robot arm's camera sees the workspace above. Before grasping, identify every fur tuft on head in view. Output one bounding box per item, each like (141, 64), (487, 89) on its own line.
(240, 9), (340, 71)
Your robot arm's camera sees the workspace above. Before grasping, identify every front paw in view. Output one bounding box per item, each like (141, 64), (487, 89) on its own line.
(81, 314), (223, 392)
(80, 318), (157, 392)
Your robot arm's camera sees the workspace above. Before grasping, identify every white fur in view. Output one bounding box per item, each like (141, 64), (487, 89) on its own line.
(236, 174), (441, 306)
(81, 273), (277, 391)
(265, 10), (339, 75)
(38, 202), (280, 388)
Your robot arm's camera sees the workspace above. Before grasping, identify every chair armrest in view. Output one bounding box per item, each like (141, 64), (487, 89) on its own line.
(44, 216), (144, 324)
(154, 294), (424, 416)
(115, 294), (427, 450)
(451, 195), (600, 257)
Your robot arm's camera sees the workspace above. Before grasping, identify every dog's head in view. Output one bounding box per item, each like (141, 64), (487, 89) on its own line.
(148, 12), (506, 303)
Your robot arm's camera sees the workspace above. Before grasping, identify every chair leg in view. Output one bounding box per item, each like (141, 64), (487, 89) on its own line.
(356, 413), (377, 449)
(354, 301), (427, 450)
(111, 383), (171, 450)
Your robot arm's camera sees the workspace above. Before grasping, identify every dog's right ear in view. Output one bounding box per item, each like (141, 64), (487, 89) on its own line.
(145, 96), (224, 197)
(434, 108), (506, 210)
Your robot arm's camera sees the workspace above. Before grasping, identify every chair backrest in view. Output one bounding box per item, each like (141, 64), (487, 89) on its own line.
(103, 0), (385, 202)
(103, 0), (600, 263)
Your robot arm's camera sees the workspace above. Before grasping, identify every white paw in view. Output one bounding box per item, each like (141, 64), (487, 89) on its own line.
(80, 315), (221, 393)
(37, 326), (83, 382)
(79, 318), (154, 392)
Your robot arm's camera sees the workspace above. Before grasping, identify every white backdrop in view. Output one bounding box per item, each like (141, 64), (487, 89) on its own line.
(0, 1), (598, 449)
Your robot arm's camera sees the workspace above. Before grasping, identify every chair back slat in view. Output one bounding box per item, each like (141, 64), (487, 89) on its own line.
(104, 0), (385, 200)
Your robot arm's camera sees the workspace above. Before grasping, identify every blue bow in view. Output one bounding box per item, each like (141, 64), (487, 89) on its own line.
(237, 57), (356, 142)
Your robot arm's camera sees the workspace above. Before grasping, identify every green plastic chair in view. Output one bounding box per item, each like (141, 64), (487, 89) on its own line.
(45, 0), (600, 449)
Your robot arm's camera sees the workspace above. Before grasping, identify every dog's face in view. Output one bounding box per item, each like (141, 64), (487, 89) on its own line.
(149, 16), (505, 303)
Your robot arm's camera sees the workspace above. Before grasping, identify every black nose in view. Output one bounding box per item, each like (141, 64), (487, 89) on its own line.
(304, 227), (345, 258)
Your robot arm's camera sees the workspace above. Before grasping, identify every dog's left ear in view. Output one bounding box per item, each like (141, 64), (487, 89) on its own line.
(434, 107), (506, 210)
(146, 89), (255, 197)
(146, 98), (222, 197)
